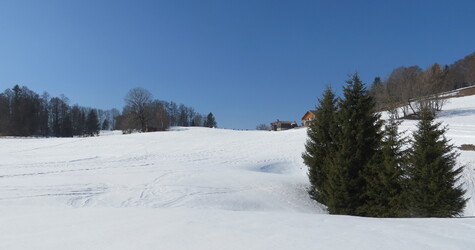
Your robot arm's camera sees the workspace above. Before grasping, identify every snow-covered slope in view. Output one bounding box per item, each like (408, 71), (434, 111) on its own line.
(1, 95), (475, 250)
(0, 128), (320, 212)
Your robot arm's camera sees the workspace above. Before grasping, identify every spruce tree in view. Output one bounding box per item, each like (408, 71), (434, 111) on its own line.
(325, 73), (382, 215)
(302, 87), (337, 204)
(85, 109), (100, 136)
(358, 117), (408, 217)
(71, 106), (86, 136)
(406, 109), (467, 217)
(204, 113), (217, 128)
(102, 119), (110, 130)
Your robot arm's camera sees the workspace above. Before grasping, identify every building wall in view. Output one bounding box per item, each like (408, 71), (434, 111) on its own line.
(301, 112), (316, 127)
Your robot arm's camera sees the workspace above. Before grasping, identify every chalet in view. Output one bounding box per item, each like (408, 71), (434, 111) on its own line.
(271, 120), (297, 131)
(301, 110), (317, 126)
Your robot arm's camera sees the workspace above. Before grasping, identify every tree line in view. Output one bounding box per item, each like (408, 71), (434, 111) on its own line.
(0, 86), (217, 137)
(0, 85), (103, 137)
(303, 74), (467, 218)
(370, 52), (475, 118)
(115, 87), (216, 133)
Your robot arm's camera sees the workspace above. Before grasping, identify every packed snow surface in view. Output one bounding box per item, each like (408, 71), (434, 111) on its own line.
(1, 95), (475, 250)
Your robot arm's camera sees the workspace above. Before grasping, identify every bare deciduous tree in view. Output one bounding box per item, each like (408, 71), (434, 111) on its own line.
(147, 100), (169, 131)
(124, 88), (153, 132)
(387, 66), (422, 117)
(256, 123), (270, 130)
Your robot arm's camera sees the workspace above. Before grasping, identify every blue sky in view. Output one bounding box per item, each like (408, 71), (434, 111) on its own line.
(1, 0), (474, 129)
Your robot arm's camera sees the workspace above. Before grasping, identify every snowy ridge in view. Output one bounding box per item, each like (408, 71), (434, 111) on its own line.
(1, 96), (475, 249)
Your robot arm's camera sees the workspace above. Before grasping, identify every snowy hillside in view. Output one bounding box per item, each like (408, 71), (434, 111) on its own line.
(1, 95), (475, 250)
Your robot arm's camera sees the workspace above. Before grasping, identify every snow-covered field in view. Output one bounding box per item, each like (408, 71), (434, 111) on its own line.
(1, 96), (475, 250)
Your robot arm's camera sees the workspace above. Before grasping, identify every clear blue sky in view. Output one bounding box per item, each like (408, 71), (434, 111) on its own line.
(1, 0), (474, 129)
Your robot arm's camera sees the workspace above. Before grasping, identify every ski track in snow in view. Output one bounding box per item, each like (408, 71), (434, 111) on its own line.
(1, 96), (475, 250)
(0, 128), (317, 213)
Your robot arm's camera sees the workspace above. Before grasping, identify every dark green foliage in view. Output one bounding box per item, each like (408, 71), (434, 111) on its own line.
(204, 112), (217, 128)
(325, 73), (383, 215)
(85, 110), (100, 136)
(4, 85), (49, 136)
(0, 85), (118, 137)
(357, 118), (408, 217)
(302, 87), (337, 204)
(0, 92), (11, 135)
(304, 74), (467, 218)
(102, 119), (110, 130)
(71, 105), (86, 136)
(406, 109), (467, 217)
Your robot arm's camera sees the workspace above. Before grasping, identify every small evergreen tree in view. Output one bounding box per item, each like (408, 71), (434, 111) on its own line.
(325, 73), (383, 215)
(302, 87), (337, 204)
(204, 113), (217, 128)
(358, 117), (408, 217)
(406, 109), (467, 217)
(102, 119), (110, 130)
(85, 109), (100, 136)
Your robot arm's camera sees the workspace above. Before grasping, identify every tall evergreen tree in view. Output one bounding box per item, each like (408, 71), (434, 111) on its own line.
(302, 87), (337, 204)
(325, 73), (383, 215)
(204, 113), (217, 128)
(357, 117), (408, 217)
(406, 109), (467, 217)
(8, 85), (43, 136)
(85, 109), (100, 136)
(0, 92), (11, 134)
(10, 85), (22, 135)
(71, 105), (86, 136)
(102, 119), (110, 130)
